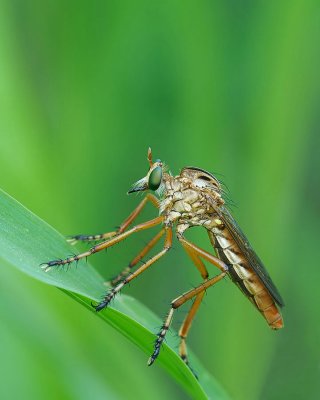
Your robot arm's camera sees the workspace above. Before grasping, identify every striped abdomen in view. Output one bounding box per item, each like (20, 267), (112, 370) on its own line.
(208, 228), (283, 329)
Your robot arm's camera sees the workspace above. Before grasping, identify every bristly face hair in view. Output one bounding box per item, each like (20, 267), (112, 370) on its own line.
(41, 147), (284, 378)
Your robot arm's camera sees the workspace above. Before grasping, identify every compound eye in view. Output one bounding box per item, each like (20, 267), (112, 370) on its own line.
(148, 166), (162, 191)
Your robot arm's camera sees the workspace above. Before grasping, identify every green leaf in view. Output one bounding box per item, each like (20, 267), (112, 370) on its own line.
(0, 188), (230, 400)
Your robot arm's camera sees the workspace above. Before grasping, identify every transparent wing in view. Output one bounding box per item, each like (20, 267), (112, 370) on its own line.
(215, 205), (284, 307)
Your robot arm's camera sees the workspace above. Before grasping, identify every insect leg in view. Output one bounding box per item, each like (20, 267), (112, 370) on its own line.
(179, 291), (205, 377)
(110, 228), (165, 286)
(67, 193), (160, 244)
(67, 231), (116, 244)
(117, 193), (159, 233)
(93, 227), (172, 311)
(148, 272), (227, 367)
(184, 245), (208, 279)
(41, 216), (164, 271)
(178, 235), (228, 273)
(177, 245), (208, 373)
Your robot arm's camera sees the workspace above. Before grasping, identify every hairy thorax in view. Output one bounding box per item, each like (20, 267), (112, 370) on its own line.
(159, 174), (224, 233)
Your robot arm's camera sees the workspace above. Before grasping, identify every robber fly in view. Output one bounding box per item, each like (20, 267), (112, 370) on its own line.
(42, 148), (284, 373)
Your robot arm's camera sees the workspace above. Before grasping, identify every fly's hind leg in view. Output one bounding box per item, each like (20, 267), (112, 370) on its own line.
(67, 193), (159, 244)
(148, 272), (227, 370)
(179, 292), (205, 378)
(148, 232), (229, 375)
(178, 235), (228, 273)
(177, 246), (208, 375)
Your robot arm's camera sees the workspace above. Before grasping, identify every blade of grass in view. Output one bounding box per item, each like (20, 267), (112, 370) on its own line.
(0, 188), (230, 400)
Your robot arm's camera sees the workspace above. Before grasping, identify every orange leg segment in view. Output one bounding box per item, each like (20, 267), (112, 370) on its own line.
(179, 291), (205, 373)
(41, 215), (164, 271)
(178, 244), (208, 370)
(110, 228), (165, 286)
(183, 245), (208, 279)
(176, 235), (229, 372)
(148, 233), (229, 372)
(148, 272), (226, 367)
(118, 193), (159, 233)
(179, 236), (228, 272)
(67, 193), (159, 244)
(93, 227), (172, 311)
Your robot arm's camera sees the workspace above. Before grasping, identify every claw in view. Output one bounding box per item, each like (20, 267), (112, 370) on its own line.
(147, 346), (160, 366)
(180, 355), (199, 379)
(92, 301), (108, 312)
(40, 259), (61, 271)
(187, 363), (199, 380)
(147, 356), (156, 366)
(40, 263), (52, 272)
(66, 238), (77, 245)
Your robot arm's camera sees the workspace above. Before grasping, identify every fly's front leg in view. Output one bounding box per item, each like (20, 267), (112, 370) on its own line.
(41, 216), (163, 271)
(67, 193), (160, 244)
(67, 231), (116, 245)
(148, 272), (227, 369)
(93, 227), (172, 311)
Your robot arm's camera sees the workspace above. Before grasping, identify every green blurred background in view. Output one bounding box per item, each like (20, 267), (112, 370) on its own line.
(0, 1), (319, 399)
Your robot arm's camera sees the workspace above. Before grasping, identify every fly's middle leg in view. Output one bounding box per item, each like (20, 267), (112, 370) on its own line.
(110, 228), (165, 286)
(93, 227), (172, 311)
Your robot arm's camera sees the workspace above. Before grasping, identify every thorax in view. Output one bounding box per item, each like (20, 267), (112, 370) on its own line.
(159, 175), (221, 230)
